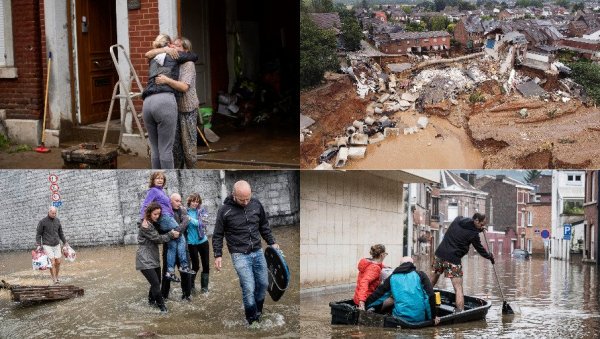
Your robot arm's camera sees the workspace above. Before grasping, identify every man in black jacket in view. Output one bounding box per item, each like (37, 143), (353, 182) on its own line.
(213, 180), (279, 326)
(432, 213), (494, 312)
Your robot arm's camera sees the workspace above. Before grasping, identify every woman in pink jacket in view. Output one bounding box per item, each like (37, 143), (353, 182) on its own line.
(353, 244), (388, 310)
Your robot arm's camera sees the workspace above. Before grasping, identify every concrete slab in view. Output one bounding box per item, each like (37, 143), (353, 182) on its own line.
(300, 114), (316, 130)
(350, 133), (369, 145)
(401, 92), (419, 102)
(4, 119), (41, 146)
(369, 132), (385, 144)
(335, 147), (349, 167)
(347, 147), (367, 159)
(364, 116), (375, 125)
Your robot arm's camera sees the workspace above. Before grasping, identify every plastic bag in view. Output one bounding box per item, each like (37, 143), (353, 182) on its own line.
(62, 244), (76, 262)
(32, 248), (52, 270)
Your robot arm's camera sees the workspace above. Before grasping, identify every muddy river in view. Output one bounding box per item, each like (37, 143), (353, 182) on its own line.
(0, 226), (299, 338)
(346, 116), (484, 169)
(301, 254), (600, 338)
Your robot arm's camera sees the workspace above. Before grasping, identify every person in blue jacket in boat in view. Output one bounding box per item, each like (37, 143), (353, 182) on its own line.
(366, 257), (440, 325)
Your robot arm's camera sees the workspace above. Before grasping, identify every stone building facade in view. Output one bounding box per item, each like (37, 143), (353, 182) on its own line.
(0, 170), (299, 251)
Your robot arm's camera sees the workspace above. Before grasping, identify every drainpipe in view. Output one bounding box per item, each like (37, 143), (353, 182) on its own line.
(407, 183), (413, 257)
(597, 171), (600, 266)
(219, 170), (227, 205)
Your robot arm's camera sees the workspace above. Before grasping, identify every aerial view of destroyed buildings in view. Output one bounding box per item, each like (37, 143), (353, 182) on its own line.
(300, 0), (600, 169)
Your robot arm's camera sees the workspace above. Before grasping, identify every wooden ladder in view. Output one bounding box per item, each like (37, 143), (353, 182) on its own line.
(101, 44), (147, 152)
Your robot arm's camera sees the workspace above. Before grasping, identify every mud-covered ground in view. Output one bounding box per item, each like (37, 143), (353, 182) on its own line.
(300, 75), (600, 169)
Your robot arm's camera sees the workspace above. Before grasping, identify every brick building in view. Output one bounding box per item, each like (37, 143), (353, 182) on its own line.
(378, 31), (450, 55)
(373, 11), (387, 23)
(568, 14), (600, 37)
(0, 0), (298, 148)
(439, 171), (487, 251)
(0, 170), (299, 251)
(476, 174), (534, 254)
(558, 38), (600, 60)
(454, 15), (487, 50)
(523, 174), (552, 254)
(583, 170), (599, 265)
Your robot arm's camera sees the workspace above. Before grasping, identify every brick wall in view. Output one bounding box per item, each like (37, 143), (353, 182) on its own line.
(127, 0), (160, 113)
(0, 1), (44, 120)
(524, 203), (551, 254)
(0, 170), (298, 251)
(381, 36), (450, 54)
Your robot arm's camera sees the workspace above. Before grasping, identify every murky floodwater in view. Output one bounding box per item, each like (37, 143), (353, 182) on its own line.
(0, 226), (299, 338)
(301, 254), (600, 338)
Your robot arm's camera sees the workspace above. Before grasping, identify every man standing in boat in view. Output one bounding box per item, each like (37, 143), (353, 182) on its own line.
(431, 213), (494, 312)
(212, 180), (280, 327)
(35, 206), (69, 284)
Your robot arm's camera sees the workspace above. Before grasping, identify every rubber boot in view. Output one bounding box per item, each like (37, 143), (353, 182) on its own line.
(180, 270), (192, 301)
(158, 302), (168, 313)
(190, 273), (197, 291)
(200, 273), (209, 293)
(148, 290), (156, 306)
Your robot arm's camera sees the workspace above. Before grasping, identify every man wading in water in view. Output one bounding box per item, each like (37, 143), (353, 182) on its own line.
(212, 180), (280, 327)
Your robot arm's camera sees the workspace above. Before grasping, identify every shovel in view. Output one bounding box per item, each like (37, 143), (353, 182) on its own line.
(482, 230), (515, 315)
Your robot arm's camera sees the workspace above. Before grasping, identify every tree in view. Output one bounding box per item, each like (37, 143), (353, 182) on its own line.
(568, 61), (600, 105)
(458, 0), (476, 10)
(447, 22), (457, 33)
(341, 16), (363, 51)
(525, 170), (542, 183)
(429, 16), (450, 31)
(362, 0), (369, 9)
(435, 0), (447, 11)
(555, 0), (570, 8)
(300, 14), (339, 89)
(572, 2), (584, 12)
(310, 0), (334, 13)
(402, 5), (412, 14)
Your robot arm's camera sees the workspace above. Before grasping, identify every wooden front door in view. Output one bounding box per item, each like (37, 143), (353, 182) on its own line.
(181, 0), (211, 106)
(75, 0), (117, 125)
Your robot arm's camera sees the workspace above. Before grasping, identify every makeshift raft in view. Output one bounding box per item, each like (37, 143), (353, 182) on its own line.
(330, 289), (491, 329)
(1, 280), (84, 303)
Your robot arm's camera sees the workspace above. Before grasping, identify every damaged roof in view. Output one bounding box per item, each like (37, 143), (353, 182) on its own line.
(516, 80), (547, 98)
(441, 171), (488, 196)
(388, 30), (450, 41)
(308, 12), (342, 32)
(461, 15), (485, 33)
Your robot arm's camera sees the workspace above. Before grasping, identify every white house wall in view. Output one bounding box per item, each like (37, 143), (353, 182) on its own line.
(300, 171), (405, 289)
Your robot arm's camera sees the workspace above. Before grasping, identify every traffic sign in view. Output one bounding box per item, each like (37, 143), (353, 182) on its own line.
(51, 193), (61, 202)
(52, 201), (62, 208)
(564, 224), (572, 241)
(49, 174), (59, 183)
(50, 184), (59, 192)
(541, 229), (550, 239)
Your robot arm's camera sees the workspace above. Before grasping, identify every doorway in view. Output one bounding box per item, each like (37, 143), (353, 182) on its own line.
(180, 0), (211, 106)
(75, 0), (118, 125)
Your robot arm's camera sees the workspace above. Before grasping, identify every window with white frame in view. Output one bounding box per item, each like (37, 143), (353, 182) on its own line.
(528, 211), (533, 226)
(566, 173), (583, 186)
(0, 0), (16, 77)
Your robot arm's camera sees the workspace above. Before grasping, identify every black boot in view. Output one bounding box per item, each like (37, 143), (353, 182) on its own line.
(148, 291), (156, 306)
(157, 302), (168, 313)
(190, 273), (197, 291)
(256, 298), (265, 319)
(180, 270), (192, 301)
(200, 273), (209, 293)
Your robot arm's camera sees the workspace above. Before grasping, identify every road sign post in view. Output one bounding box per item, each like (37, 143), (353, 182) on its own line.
(563, 224), (572, 241)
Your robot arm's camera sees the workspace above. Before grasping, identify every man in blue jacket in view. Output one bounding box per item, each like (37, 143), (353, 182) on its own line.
(431, 213), (494, 312)
(213, 180), (280, 327)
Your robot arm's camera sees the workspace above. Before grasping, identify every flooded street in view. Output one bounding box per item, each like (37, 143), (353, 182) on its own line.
(301, 254), (600, 338)
(0, 226), (299, 338)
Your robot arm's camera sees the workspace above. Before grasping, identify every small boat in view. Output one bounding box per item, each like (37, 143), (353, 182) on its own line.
(330, 289), (491, 329)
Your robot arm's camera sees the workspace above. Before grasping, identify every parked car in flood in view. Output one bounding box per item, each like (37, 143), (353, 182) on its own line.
(512, 249), (531, 259)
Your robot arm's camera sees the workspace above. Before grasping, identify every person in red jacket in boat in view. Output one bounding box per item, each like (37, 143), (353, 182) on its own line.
(353, 244), (388, 310)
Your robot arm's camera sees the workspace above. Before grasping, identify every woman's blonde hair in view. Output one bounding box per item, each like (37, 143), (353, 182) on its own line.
(370, 244), (386, 259)
(177, 37), (192, 52)
(152, 34), (171, 48)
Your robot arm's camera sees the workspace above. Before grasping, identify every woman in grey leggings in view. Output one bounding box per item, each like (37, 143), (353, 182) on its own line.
(142, 34), (197, 169)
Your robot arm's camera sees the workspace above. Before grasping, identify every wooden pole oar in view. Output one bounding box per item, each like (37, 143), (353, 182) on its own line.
(482, 230), (515, 315)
